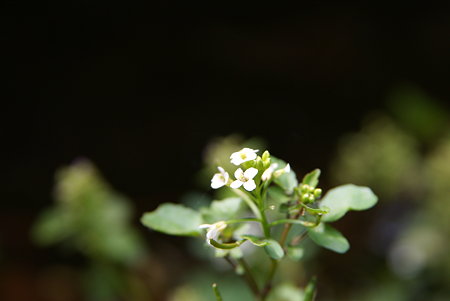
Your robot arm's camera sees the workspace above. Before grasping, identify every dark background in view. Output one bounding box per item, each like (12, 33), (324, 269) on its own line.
(2, 2), (450, 300)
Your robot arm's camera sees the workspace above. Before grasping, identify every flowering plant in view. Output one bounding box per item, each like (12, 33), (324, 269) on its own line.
(141, 148), (378, 300)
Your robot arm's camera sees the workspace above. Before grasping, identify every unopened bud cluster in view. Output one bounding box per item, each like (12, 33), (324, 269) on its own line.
(298, 184), (322, 204)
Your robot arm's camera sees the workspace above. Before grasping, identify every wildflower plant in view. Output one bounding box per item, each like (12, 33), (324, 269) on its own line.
(141, 148), (378, 300)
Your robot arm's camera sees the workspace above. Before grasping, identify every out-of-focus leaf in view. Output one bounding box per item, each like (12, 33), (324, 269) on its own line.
(302, 169), (320, 188)
(201, 197), (244, 224)
(272, 157), (298, 194)
(267, 283), (304, 301)
(32, 208), (75, 245)
(141, 203), (202, 236)
(267, 186), (292, 205)
(264, 239), (284, 260)
(307, 223), (349, 253)
(287, 245), (304, 261)
(320, 184), (378, 222)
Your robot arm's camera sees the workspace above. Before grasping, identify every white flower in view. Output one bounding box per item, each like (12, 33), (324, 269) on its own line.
(211, 166), (229, 189)
(199, 221), (227, 245)
(230, 167), (258, 191)
(230, 148), (259, 166)
(261, 163), (279, 181)
(273, 163), (291, 178)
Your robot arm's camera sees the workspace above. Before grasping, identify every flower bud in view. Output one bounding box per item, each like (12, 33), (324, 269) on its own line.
(313, 188), (322, 198)
(300, 184), (310, 193)
(262, 150), (270, 162)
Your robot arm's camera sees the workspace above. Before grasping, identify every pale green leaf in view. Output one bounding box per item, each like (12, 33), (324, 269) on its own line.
(271, 157), (298, 194)
(141, 203), (202, 236)
(201, 197), (244, 224)
(264, 239), (284, 260)
(320, 184), (378, 222)
(302, 169), (321, 188)
(287, 245), (304, 261)
(307, 223), (349, 253)
(267, 283), (304, 301)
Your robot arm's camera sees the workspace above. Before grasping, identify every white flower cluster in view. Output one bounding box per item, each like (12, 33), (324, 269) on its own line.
(210, 147), (291, 192)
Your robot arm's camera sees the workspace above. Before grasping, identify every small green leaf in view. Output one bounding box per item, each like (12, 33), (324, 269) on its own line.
(320, 184), (378, 222)
(141, 203), (202, 236)
(287, 245), (304, 261)
(302, 169), (321, 188)
(307, 223), (349, 253)
(264, 239), (284, 260)
(303, 276), (317, 301)
(241, 235), (268, 247)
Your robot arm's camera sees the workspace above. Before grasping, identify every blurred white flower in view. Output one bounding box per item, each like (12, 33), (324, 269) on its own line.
(261, 163), (279, 181)
(211, 166), (229, 189)
(230, 167), (258, 191)
(230, 148), (259, 165)
(199, 221), (227, 245)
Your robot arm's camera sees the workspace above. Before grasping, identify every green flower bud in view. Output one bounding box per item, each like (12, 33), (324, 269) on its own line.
(300, 184), (310, 193)
(308, 194), (315, 203)
(302, 193), (312, 202)
(262, 150), (270, 162)
(313, 188), (322, 198)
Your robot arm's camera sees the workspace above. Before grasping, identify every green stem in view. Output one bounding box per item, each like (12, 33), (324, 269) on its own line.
(212, 283), (223, 301)
(232, 189), (262, 220)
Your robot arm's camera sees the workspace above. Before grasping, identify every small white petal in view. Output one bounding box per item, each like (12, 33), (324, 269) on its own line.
(230, 148), (259, 165)
(284, 163), (291, 173)
(211, 174), (226, 189)
(244, 167), (258, 179)
(230, 180), (244, 188)
(199, 224), (212, 229)
(243, 180), (256, 191)
(234, 168), (244, 179)
(261, 168), (272, 181)
(218, 166), (225, 173)
(207, 228), (219, 240)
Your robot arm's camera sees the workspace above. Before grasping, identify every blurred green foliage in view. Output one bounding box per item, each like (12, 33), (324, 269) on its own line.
(32, 159), (150, 301)
(330, 84), (450, 300)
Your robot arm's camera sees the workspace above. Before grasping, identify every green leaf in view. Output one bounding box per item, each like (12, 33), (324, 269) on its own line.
(303, 276), (317, 301)
(307, 223), (349, 253)
(31, 208), (75, 245)
(287, 245), (304, 261)
(267, 186), (292, 205)
(271, 157), (298, 194)
(141, 203), (202, 236)
(302, 169), (321, 188)
(241, 235), (268, 247)
(264, 239), (284, 260)
(201, 197), (244, 224)
(267, 283), (304, 301)
(320, 184), (378, 222)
